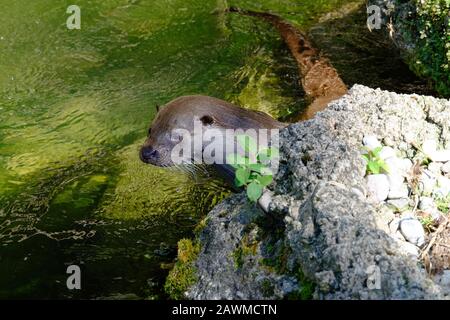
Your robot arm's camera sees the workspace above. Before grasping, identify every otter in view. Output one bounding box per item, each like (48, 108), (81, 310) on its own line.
(140, 95), (284, 166)
(140, 8), (347, 182)
(140, 95), (284, 185)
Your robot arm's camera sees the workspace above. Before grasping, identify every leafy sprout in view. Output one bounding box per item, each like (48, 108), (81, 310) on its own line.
(227, 135), (279, 203)
(362, 146), (390, 175)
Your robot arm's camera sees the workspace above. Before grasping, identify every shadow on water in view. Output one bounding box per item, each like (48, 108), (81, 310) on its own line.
(0, 0), (436, 299)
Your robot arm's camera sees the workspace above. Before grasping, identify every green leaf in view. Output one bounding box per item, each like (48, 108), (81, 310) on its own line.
(257, 174), (273, 187)
(372, 146), (383, 156)
(379, 160), (390, 173)
(237, 135), (258, 155)
(235, 177), (245, 187)
(236, 168), (250, 185)
(247, 181), (263, 202)
(361, 154), (370, 162)
(257, 147), (279, 162)
(248, 163), (264, 173)
(260, 167), (273, 176)
(367, 161), (380, 174)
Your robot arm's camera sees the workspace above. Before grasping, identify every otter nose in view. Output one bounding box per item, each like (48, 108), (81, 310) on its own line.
(140, 146), (158, 163)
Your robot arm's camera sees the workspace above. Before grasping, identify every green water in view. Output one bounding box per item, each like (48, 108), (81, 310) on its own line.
(0, 0), (432, 299)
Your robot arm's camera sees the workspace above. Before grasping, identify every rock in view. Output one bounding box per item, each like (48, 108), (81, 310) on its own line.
(435, 176), (450, 197)
(385, 157), (412, 177)
(434, 270), (450, 297)
(387, 198), (410, 212)
(363, 135), (382, 151)
(428, 162), (443, 175)
(389, 218), (400, 234)
(430, 150), (450, 163)
(423, 140), (450, 162)
(401, 159), (413, 174)
(442, 162), (450, 174)
(379, 147), (396, 160)
(258, 190), (273, 213)
(396, 239), (420, 257)
(419, 170), (437, 195)
(387, 174), (408, 199)
(419, 197), (437, 212)
(187, 85), (445, 300)
(366, 174), (390, 202)
(383, 136), (395, 147)
(423, 140), (437, 156)
(399, 218), (425, 247)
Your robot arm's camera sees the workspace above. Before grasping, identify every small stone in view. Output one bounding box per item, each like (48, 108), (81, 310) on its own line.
(387, 174), (408, 199)
(422, 140), (437, 155)
(393, 230), (405, 241)
(379, 147), (396, 160)
(385, 157), (411, 177)
(430, 150), (450, 163)
(437, 176), (450, 195)
(434, 270), (450, 288)
(389, 218), (400, 234)
(419, 196), (437, 212)
(258, 190), (273, 213)
(442, 161), (450, 174)
(366, 174), (390, 202)
(383, 136), (395, 147)
(363, 135), (381, 151)
(428, 162), (443, 175)
(395, 239), (420, 257)
(398, 142), (409, 152)
(419, 170), (437, 195)
(399, 218), (425, 247)
(387, 198), (410, 212)
(401, 159), (413, 174)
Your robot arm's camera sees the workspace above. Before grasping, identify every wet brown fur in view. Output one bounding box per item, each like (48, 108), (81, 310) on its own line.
(227, 7), (348, 120)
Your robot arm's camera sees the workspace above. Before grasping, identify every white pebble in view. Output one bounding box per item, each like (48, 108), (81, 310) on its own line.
(399, 218), (425, 247)
(441, 161), (450, 174)
(379, 147), (396, 160)
(387, 174), (408, 199)
(422, 140), (437, 155)
(419, 197), (436, 212)
(366, 174), (390, 202)
(363, 135), (381, 151)
(428, 162), (443, 175)
(434, 176), (450, 198)
(430, 150), (450, 163)
(419, 170), (437, 195)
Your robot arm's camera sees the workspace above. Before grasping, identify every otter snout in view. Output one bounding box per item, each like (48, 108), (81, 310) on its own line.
(140, 145), (159, 164)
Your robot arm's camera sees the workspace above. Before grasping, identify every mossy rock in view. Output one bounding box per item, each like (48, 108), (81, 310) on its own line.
(164, 239), (200, 299)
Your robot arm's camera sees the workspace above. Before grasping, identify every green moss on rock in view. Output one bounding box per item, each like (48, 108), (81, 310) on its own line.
(164, 239), (201, 300)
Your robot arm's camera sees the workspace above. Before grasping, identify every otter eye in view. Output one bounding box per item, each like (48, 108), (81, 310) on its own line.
(200, 115), (214, 126)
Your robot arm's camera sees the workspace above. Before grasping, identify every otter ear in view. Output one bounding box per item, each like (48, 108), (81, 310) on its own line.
(155, 104), (160, 113)
(200, 115), (215, 126)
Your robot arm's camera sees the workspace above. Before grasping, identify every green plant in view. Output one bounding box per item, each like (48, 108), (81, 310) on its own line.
(420, 216), (435, 232)
(435, 194), (450, 213)
(227, 135), (279, 202)
(362, 146), (389, 175)
(399, 0), (450, 96)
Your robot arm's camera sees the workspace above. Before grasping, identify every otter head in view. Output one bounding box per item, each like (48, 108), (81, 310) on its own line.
(140, 97), (218, 167)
